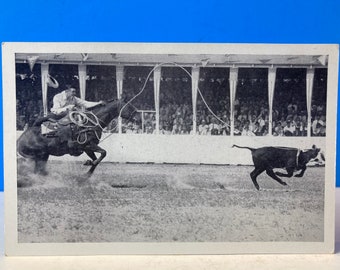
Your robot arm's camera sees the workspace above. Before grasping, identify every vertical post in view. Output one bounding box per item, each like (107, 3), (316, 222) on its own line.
(116, 65), (124, 134)
(40, 63), (49, 116)
(229, 67), (238, 136)
(141, 111), (145, 134)
(191, 66), (200, 135)
(306, 68), (315, 137)
(268, 67), (277, 136)
(78, 64), (87, 101)
(153, 66), (161, 135)
(118, 117), (122, 134)
(116, 65), (124, 99)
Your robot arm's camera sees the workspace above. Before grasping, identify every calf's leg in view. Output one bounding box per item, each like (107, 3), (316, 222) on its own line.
(295, 165), (306, 177)
(275, 167), (294, 178)
(250, 167), (265, 190)
(266, 168), (287, 186)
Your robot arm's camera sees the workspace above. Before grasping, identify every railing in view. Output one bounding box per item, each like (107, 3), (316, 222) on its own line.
(16, 131), (327, 165)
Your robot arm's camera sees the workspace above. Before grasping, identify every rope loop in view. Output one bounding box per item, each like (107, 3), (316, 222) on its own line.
(68, 110), (104, 145)
(69, 110), (101, 128)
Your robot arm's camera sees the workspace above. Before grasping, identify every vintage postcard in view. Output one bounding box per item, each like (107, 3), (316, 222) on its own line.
(2, 43), (338, 255)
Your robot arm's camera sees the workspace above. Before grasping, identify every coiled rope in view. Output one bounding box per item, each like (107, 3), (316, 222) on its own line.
(69, 110), (104, 144)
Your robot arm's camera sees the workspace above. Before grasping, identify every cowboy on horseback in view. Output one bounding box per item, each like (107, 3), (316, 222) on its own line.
(51, 86), (104, 119)
(34, 86), (105, 151)
(18, 96), (136, 176)
(34, 86), (104, 124)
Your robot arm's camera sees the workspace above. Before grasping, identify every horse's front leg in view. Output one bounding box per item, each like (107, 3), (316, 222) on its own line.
(84, 150), (97, 166)
(84, 144), (107, 175)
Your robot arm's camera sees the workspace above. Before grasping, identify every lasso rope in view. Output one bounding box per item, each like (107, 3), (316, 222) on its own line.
(69, 110), (105, 144)
(76, 128), (102, 144)
(69, 111), (102, 128)
(119, 62), (230, 127)
(82, 62), (231, 145)
(173, 62), (229, 127)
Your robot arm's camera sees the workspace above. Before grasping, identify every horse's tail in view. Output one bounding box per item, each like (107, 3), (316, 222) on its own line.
(17, 143), (34, 159)
(17, 130), (36, 159)
(17, 149), (35, 159)
(232, 144), (256, 152)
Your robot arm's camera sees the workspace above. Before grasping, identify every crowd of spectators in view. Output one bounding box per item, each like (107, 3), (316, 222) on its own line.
(121, 74), (232, 135)
(15, 64), (327, 137)
(16, 71), (43, 130)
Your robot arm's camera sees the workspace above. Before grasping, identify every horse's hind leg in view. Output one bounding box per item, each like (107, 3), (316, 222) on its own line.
(34, 154), (49, 175)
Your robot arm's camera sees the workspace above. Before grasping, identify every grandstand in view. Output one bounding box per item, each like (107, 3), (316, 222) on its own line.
(15, 53), (328, 164)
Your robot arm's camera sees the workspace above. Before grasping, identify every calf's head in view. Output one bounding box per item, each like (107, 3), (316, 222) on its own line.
(303, 145), (321, 163)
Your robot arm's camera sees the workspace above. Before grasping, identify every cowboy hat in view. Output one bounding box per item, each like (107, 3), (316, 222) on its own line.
(47, 74), (59, 89)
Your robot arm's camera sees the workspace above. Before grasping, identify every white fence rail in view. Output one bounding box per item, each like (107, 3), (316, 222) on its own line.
(17, 131), (326, 165)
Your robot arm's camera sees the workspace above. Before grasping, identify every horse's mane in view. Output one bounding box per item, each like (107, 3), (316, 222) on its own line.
(88, 99), (124, 128)
(90, 99), (119, 111)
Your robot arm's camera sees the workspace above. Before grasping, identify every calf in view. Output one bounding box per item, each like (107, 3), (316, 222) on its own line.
(232, 144), (321, 190)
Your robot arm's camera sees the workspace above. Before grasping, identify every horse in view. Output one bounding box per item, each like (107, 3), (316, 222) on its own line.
(17, 99), (136, 176)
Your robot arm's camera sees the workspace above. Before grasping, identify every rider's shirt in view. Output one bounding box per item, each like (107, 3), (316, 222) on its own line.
(51, 91), (101, 115)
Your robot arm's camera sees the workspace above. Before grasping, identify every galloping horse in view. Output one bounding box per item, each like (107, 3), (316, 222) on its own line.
(17, 99), (136, 176)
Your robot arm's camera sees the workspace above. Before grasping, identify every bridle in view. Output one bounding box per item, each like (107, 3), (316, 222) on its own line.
(69, 99), (138, 144)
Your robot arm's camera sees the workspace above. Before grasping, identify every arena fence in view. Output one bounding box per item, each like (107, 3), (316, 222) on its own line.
(16, 131), (326, 165)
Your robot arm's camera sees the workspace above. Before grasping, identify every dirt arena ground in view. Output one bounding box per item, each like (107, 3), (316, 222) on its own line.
(17, 160), (325, 243)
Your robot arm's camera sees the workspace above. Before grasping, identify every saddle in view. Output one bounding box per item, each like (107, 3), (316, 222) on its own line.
(41, 115), (73, 136)
(41, 110), (98, 137)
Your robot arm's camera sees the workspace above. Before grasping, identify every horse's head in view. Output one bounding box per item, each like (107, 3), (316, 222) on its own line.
(119, 99), (138, 121)
(90, 98), (137, 128)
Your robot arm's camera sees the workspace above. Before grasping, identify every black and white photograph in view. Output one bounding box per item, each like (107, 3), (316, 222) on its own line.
(3, 43), (337, 255)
